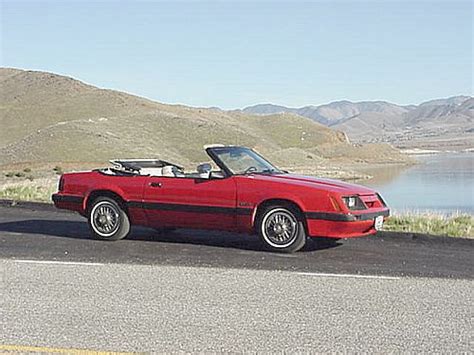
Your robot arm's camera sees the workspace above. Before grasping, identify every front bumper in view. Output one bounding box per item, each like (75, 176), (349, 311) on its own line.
(305, 208), (389, 238)
(305, 208), (389, 222)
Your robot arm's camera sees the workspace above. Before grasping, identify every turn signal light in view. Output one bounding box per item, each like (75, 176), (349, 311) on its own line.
(330, 196), (342, 212)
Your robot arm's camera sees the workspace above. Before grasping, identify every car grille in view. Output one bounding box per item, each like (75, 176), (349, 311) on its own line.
(359, 194), (384, 209)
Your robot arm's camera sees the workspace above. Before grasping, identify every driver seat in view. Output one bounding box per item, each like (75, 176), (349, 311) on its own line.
(197, 163), (212, 179)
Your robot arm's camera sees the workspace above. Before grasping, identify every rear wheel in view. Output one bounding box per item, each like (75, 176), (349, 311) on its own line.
(257, 205), (306, 253)
(88, 197), (130, 241)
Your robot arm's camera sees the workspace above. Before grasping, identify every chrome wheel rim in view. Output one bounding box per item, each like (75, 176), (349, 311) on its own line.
(91, 202), (120, 237)
(262, 209), (298, 247)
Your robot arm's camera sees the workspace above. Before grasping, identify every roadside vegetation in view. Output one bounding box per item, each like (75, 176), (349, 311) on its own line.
(385, 213), (473, 238)
(53, 166), (63, 175)
(0, 165), (58, 202)
(0, 185), (57, 203)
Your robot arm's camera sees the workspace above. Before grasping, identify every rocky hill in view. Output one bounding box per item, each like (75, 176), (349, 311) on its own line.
(242, 96), (474, 150)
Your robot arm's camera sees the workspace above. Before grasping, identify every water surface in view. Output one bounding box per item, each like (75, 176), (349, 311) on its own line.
(361, 153), (474, 214)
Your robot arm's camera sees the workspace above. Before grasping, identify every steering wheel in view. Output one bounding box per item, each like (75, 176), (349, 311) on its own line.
(243, 166), (258, 174)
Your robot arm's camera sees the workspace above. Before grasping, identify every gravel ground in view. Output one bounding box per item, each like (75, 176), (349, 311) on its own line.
(1, 260), (472, 353)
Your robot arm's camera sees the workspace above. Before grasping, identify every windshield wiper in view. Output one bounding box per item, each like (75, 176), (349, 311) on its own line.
(254, 168), (280, 175)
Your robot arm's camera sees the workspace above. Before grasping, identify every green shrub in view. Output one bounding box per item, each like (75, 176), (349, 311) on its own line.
(5, 172), (15, 178)
(14, 172), (25, 178)
(23, 167), (32, 173)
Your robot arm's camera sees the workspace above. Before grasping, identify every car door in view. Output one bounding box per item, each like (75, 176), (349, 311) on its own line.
(143, 175), (238, 230)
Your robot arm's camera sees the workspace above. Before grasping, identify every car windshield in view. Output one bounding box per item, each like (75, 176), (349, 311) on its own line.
(209, 147), (282, 175)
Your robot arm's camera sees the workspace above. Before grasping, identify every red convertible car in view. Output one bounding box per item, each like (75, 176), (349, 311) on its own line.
(52, 145), (389, 252)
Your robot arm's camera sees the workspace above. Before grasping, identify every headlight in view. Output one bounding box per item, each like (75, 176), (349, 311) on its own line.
(346, 196), (356, 208)
(342, 195), (366, 210)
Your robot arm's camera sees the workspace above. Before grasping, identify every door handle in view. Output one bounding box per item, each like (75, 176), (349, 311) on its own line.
(149, 182), (162, 188)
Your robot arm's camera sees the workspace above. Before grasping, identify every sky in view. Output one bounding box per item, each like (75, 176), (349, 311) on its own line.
(1, 0), (472, 109)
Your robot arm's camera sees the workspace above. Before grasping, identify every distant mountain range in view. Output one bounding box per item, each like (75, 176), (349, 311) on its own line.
(241, 96), (474, 149)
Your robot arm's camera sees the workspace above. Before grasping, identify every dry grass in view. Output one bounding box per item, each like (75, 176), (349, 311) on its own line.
(0, 175), (58, 203)
(385, 212), (473, 238)
(0, 184), (56, 202)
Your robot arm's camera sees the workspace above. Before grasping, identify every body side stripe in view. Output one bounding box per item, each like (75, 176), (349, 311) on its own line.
(127, 201), (252, 215)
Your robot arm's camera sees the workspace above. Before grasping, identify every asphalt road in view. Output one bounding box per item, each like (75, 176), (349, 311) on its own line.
(0, 205), (473, 353)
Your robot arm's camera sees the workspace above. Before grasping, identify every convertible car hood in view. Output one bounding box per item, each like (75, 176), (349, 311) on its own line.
(250, 173), (376, 195)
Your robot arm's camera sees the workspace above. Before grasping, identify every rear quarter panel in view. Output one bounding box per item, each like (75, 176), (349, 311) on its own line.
(60, 171), (148, 224)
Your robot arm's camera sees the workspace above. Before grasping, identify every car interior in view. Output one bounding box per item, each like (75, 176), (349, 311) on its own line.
(100, 160), (223, 179)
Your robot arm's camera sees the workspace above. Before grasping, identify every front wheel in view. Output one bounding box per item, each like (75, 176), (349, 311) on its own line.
(257, 206), (306, 253)
(88, 197), (130, 241)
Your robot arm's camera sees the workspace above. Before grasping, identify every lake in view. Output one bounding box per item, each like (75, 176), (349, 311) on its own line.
(361, 153), (474, 214)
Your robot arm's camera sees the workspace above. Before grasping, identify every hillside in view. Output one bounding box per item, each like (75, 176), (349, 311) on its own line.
(242, 96), (474, 150)
(0, 68), (409, 171)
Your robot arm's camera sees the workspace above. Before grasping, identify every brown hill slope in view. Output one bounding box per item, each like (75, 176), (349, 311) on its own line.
(0, 68), (408, 168)
(0, 68), (166, 147)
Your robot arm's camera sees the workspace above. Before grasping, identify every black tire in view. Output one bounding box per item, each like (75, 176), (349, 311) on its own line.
(256, 205), (306, 253)
(319, 237), (340, 244)
(88, 197), (130, 241)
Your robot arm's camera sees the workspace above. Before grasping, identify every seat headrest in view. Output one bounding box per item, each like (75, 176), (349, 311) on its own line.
(197, 163), (212, 174)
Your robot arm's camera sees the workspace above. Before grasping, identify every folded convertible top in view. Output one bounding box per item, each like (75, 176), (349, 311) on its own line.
(110, 159), (183, 172)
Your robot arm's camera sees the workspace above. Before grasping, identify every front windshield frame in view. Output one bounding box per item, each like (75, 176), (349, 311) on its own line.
(206, 146), (282, 176)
